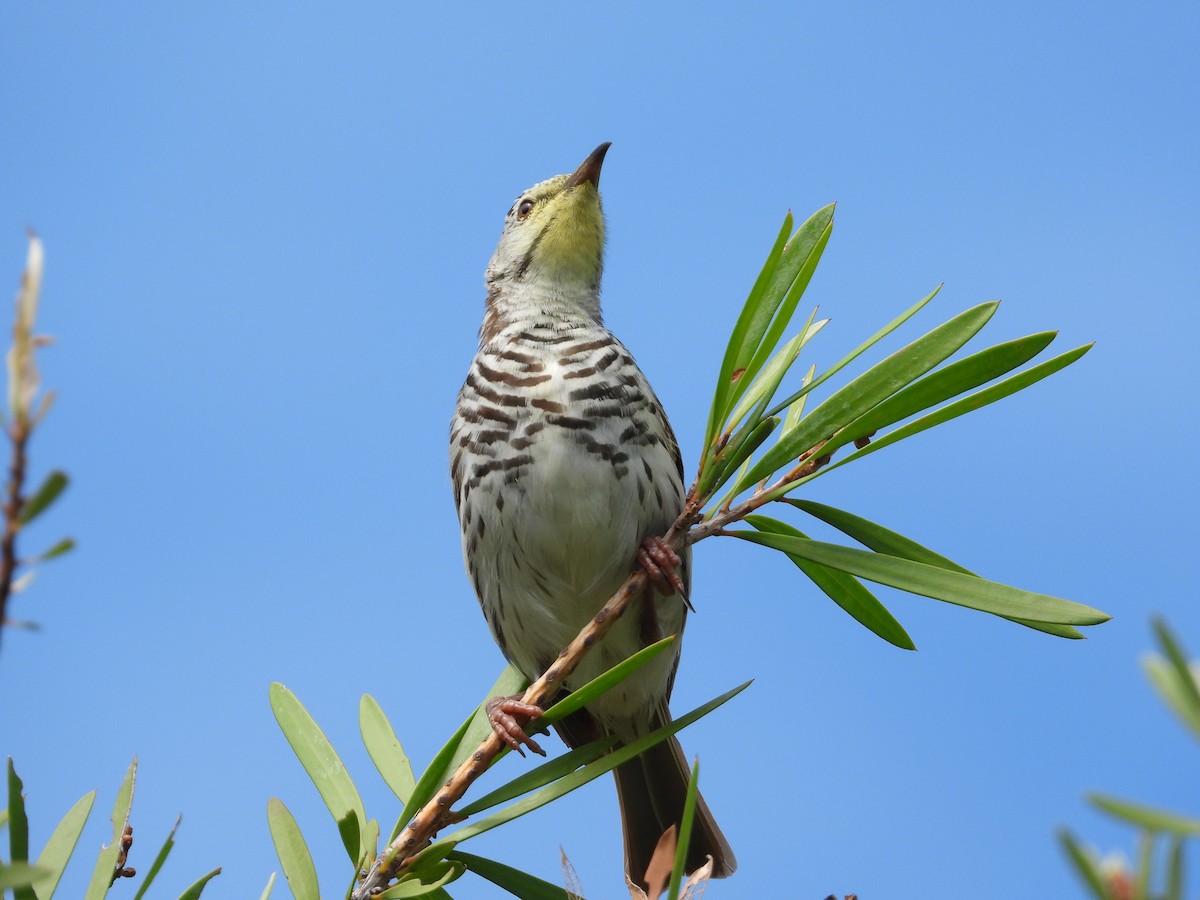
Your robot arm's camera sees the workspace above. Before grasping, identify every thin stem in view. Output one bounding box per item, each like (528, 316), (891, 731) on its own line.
(0, 420), (28, 650)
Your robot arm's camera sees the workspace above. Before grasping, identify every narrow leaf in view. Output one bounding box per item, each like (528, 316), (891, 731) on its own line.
(537, 637), (675, 729)
(764, 285), (941, 418)
(269, 683), (366, 863)
(259, 872), (277, 900)
(267, 798), (320, 900)
(1057, 829), (1111, 898)
(807, 343), (1094, 485)
(377, 860), (464, 898)
(737, 209), (835, 408)
(131, 815), (179, 900)
(1152, 619), (1200, 721)
(725, 313), (824, 435)
(742, 302), (997, 489)
(360, 695), (418, 804)
(820, 331), (1058, 459)
(728, 531), (1109, 626)
(30, 538), (75, 564)
(1166, 835), (1183, 900)
(0, 863), (44, 891)
(1087, 793), (1200, 835)
(1142, 657), (1200, 741)
(787, 500), (1082, 639)
(83, 758), (136, 900)
(426, 682), (751, 851)
(7, 760), (34, 900)
(175, 867), (222, 899)
(667, 759), (701, 900)
(449, 851), (571, 899)
(458, 740), (617, 817)
(706, 213), (793, 448)
(19, 470), (68, 525)
(33, 790), (96, 899)
(747, 516), (915, 649)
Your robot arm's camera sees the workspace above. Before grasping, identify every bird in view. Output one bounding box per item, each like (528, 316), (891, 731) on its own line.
(450, 142), (735, 888)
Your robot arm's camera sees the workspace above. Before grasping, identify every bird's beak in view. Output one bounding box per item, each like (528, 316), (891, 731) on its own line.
(565, 142), (612, 189)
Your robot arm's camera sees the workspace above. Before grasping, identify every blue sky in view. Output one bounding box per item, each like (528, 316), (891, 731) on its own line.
(2, 3), (1198, 898)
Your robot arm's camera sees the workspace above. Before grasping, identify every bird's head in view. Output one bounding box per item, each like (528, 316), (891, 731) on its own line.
(486, 142), (611, 295)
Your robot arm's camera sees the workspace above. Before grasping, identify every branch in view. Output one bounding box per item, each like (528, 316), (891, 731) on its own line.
(353, 494), (709, 898)
(352, 454), (827, 896)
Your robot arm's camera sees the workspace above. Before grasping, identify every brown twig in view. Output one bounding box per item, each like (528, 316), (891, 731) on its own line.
(0, 417), (28, 649)
(110, 824), (136, 885)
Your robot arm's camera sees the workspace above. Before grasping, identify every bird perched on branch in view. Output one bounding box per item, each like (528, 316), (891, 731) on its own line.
(450, 143), (735, 887)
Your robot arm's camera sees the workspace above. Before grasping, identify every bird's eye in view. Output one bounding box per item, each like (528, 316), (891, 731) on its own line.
(517, 199), (535, 219)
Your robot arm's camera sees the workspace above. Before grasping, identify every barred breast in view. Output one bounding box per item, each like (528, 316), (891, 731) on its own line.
(450, 320), (687, 731)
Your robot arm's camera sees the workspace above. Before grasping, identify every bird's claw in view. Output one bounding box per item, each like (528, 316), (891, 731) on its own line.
(637, 536), (691, 609)
(486, 695), (547, 757)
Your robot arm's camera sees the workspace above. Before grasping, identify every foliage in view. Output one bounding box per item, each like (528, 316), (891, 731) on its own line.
(269, 204), (1108, 899)
(0, 757), (223, 899)
(1060, 620), (1200, 900)
(0, 236), (223, 899)
(0, 234), (74, 648)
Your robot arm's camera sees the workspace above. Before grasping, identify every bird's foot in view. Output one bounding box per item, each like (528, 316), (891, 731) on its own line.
(637, 536), (691, 609)
(486, 695), (547, 757)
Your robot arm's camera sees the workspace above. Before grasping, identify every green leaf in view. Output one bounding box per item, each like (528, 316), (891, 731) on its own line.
(259, 872), (277, 900)
(377, 860), (464, 898)
(667, 759), (701, 900)
(728, 531), (1109, 627)
(6, 760), (38, 900)
(30, 537), (75, 564)
(735, 208), (835, 413)
(19, 470), (68, 525)
(536, 637), (675, 730)
(267, 798), (320, 900)
(741, 302), (996, 490)
(705, 212), (793, 450)
(746, 515), (915, 649)
(83, 758), (136, 900)
(0, 863), (45, 891)
(131, 815), (179, 900)
(1057, 829), (1111, 898)
(458, 740), (616, 818)
(33, 790), (96, 899)
(820, 331), (1058, 459)
(787, 500), (1083, 639)
(808, 343), (1094, 486)
(426, 682), (751, 853)
(1166, 835), (1183, 900)
(450, 851), (573, 899)
(1152, 619), (1200, 724)
(764, 284), (941, 418)
(725, 313), (824, 436)
(175, 866), (222, 899)
(1143, 657), (1200, 741)
(7, 760), (31, 871)
(1087, 793), (1200, 836)
(269, 683), (366, 864)
(361, 695), (418, 804)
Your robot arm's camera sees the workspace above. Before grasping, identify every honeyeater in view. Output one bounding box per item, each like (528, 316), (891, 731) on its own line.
(450, 143), (734, 887)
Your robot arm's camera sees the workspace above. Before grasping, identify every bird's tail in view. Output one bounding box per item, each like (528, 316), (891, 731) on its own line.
(613, 730), (736, 890)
